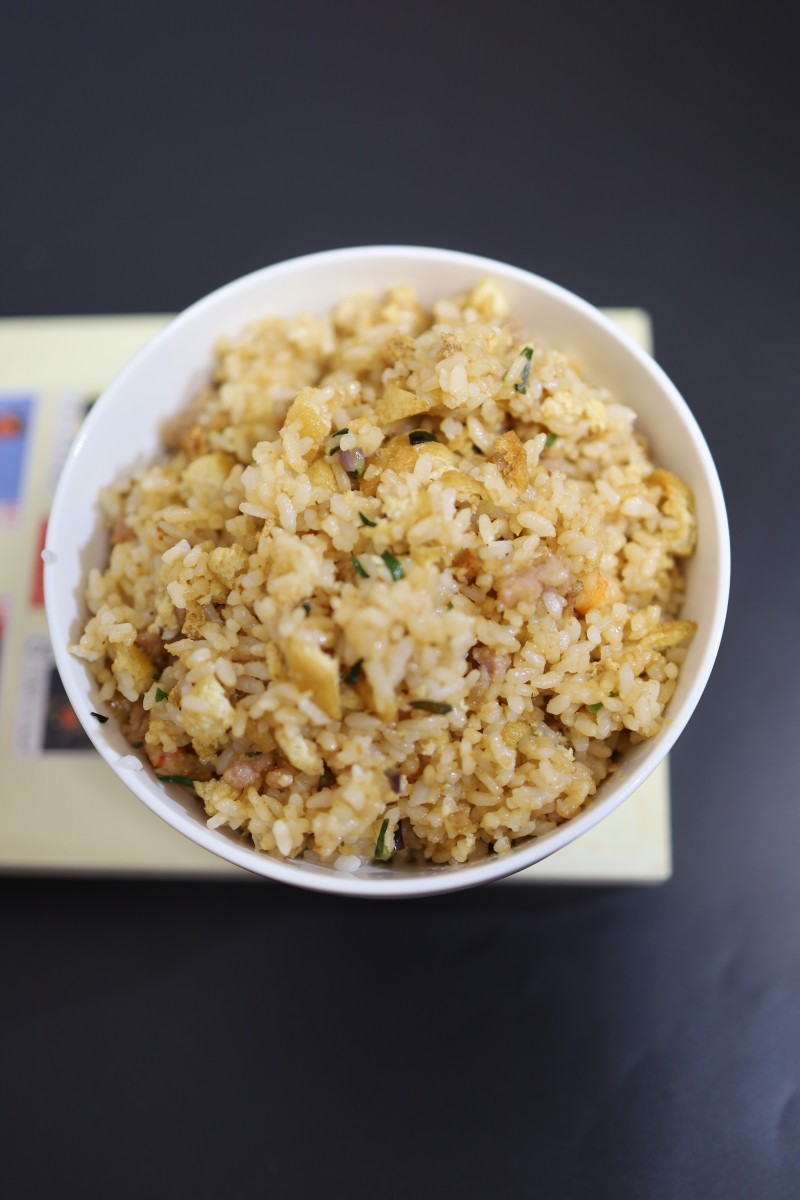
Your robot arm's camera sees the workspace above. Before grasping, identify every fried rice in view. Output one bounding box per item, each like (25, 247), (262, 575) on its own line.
(71, 279), (697, 868)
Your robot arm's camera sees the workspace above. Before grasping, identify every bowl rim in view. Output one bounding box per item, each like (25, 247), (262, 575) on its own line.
(45, 244), (731, 897)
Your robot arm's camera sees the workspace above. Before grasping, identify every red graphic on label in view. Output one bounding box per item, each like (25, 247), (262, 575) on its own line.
(29, 516), (48, 607)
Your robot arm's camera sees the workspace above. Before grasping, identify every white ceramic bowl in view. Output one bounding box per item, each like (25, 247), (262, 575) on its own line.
(45, 246), (730, 897)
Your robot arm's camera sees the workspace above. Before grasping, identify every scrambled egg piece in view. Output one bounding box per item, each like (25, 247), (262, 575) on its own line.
(541, 388), (608, 434)
(111, 643), (155, 698)
(283, 637), (341, 719)
(275, 727), (323, 776)
(181, 452), (236, 503)
(180, 676), (235, 753)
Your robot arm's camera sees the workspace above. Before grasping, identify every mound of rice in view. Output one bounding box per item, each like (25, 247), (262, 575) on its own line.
(71, 279), (696, 868)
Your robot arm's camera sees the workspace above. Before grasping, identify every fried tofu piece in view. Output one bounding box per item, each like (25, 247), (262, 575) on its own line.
(373, 383), (432, 426)
(493, 430), (528, 492)
(360, 436), (454, 497)
(635, 619), (697, 653)
(307, 457), (340, 496)
(283, 637), (341, 719)
(648, 468), (697, 555)
(283, 388), (332, 446)
(439, 469), (488, 504)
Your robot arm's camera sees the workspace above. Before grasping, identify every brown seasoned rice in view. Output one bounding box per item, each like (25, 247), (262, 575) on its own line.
(71, 279), (697, 868)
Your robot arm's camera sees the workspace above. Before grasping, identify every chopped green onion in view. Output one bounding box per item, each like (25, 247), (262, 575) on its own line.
(515, 346), (534, 393)
(374, 818), (391, 861)
(587, 702), (603, 713)
(410, 700), (453, 715)
(609, 691), (619, 698)
(320, 764), (336, 788)
(156, 773), (196, 790)
(358, 512), (377, 527)
(504, 345), (534, 389)
(544, 432), (558, 449)
(344, 659), (364, 686)
(381, 551), (404, 581)
(409, 430), (439, 445)
(352, 555), (369, 579)
(154, 687), (168, 703)
(327, 427), (350, 454)
(90, 711), (108, 723)
(472, 443), (485, 455)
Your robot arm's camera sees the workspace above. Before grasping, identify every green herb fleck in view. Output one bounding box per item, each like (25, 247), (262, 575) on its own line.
(472, 443), (485, 455)
(154, 687), (168, 703)
(344, 659), (364, 686)
(156, 773), (196, 790)
(515, 346), (534, 393)
(327, 427), (349, 454)
(381, 551), (404, 581)
(246, 751), (261, 758)
(410, 700), (453, 715)
(587, 702), (603, 713)
(409, 430), (439, 445)
(374, 818), (391, 861)
(358, 512), (377, 527)
(301, 601), (311, 614)
(132, 740), (143, 749)
(544, 432), (558, 449)
(352, 555), (369, 579)
(90, 711), (108, 724)
(609, 691), (619, 698)
(320, 764), (336, 788)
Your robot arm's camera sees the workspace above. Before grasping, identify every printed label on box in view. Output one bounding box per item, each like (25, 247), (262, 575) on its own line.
(29, 515), (48, 607)
(14, 634), (93, 756)
(0, 394), (35, 526)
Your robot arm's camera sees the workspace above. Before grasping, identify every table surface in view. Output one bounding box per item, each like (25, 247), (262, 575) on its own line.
(2, 4), (798, 1198)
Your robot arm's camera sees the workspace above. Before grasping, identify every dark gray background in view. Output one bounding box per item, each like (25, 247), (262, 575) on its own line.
(2, 2), (798, 1197)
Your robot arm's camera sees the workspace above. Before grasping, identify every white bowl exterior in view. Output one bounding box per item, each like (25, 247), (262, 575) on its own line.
(45, 247), (730, 897)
